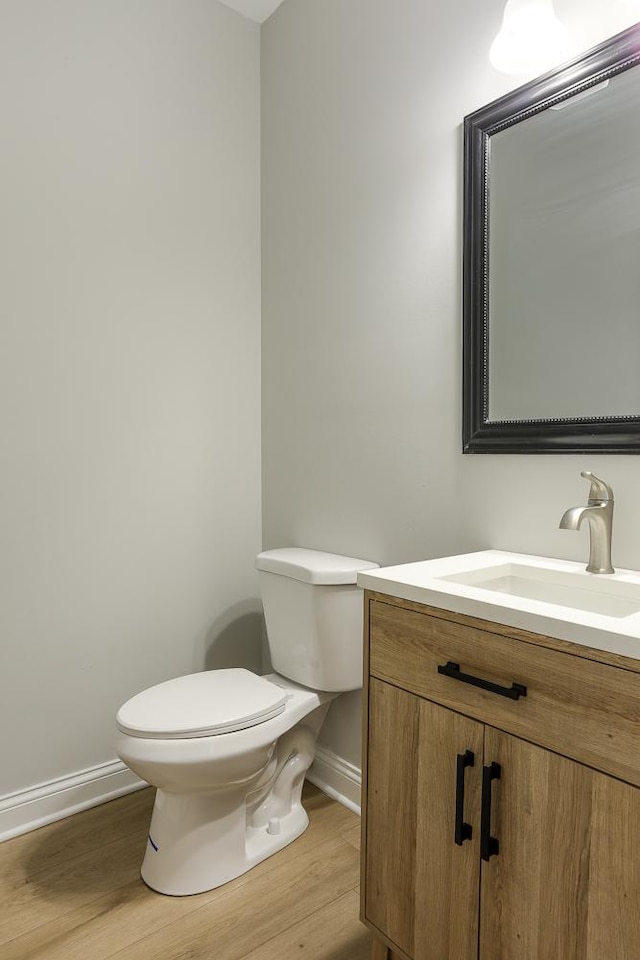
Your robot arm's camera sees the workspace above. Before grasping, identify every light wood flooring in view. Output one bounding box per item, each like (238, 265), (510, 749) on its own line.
(1, 783), (374, 960)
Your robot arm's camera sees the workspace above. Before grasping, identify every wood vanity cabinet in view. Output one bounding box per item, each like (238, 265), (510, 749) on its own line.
(360, 592), (640, 960)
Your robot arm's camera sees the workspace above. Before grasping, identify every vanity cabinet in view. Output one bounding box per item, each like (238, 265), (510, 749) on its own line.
(361, 593), (640, 960)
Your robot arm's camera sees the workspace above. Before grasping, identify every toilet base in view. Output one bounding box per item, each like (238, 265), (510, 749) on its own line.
(140, 789), (310, 896)
(140, 720), (322, 896)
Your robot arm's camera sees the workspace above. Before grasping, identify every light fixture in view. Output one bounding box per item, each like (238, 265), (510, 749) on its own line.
(490, 0), (570, 75)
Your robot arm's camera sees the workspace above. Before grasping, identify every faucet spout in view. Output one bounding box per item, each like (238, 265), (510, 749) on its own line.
(559, 505), (591, 531)
(559, 473), (615, 575)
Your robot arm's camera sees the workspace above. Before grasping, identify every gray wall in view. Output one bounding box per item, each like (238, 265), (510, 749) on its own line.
(0, 0), (262, 798)
(4, 0), (639, 804)
(261, 0), (640, 767)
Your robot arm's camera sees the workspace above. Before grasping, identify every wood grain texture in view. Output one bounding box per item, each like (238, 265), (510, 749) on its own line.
(361, 603), (407, 960)
(360, 579), (372, 924)
(414, 698), (482, 960)
(362, 592), (640, 960)
(238, 889), (370, 960)
(480, 729), (592, 960)
(480, 730), (640, 960)
(1, 783), (370, 960)
(366, 590), (640, 674)
(341, 823), (361, 851)
(364, 681), (481, 960)
(364, 680), (419, 955)
(586, 773), (640, 959)
(111, 837), (360, 960)
(370, 937), (392, 960)
(369, 597), (640, 787)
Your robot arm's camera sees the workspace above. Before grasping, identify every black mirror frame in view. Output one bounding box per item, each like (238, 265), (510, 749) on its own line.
(463, 22), (640, 454)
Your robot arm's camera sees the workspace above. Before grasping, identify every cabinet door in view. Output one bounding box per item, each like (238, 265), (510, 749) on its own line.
(364, 679), (483, 960)
(480, 728), (640, 960)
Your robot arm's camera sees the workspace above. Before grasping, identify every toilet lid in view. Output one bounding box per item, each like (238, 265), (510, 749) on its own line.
(116, 669), (288, 739)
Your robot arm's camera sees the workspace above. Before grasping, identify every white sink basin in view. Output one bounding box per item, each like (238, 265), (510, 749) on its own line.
(357, 550), (640, 660)
(439, 562), (640, 619)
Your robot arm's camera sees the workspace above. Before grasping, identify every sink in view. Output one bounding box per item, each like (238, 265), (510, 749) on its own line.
(357, 550), (640, 660)
(439, 562), (640, 618)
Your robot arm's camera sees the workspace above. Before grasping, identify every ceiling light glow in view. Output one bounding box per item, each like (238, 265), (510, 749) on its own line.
(490, 0), (570, 75)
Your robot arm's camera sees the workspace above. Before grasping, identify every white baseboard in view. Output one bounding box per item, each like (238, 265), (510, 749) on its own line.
(1, 746), (359, 843)
(307, 745), (361, 814)
(0, 760), (147, 843)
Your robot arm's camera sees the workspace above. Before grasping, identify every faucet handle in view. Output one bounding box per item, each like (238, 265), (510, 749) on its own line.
(581, 471), (614, 502)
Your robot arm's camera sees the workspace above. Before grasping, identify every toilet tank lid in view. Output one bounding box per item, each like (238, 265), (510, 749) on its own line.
(256, 548), (379, 585)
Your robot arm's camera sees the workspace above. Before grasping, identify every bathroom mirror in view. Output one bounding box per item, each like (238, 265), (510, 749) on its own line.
(463, 22), (640, 453)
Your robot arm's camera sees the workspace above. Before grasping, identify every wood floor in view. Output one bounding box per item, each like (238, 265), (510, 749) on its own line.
(0, 783), (374, 960)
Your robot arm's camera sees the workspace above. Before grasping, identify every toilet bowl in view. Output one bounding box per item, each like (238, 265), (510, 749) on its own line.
(116, 547), (378, 896)
(117, 670), (333, 895)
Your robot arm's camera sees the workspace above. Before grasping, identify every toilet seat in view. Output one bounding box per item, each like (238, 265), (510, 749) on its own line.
(116, 668), (288, 740)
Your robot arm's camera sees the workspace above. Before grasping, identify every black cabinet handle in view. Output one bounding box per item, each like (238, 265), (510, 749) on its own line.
(455, 750), (475, 846)
(437, 661), (527, 701)
(480, 762), (501, 861)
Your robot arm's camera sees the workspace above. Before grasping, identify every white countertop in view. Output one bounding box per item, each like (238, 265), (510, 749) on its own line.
(357, 550), (640, 661)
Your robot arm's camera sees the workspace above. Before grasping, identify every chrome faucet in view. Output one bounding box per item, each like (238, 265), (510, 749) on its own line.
(559, 471), (614, 575)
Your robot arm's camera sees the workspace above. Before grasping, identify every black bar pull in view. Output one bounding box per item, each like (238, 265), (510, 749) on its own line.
(480, 762), (501, 861)
(437, 661), (527, 701)
(455, 750), (475, 846)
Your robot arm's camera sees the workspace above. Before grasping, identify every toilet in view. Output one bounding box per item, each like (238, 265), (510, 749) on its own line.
(115, 547), (378, 896)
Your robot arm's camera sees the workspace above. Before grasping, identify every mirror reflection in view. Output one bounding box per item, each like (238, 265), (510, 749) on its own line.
(488, 68), (640, 422)
(463, 22), (640, 453)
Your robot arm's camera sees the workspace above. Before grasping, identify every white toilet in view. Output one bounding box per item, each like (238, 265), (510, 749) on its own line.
(115, 547), (378, 896)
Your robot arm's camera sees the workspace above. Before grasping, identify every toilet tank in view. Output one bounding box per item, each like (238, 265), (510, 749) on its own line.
(256, 548), (379, 692)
